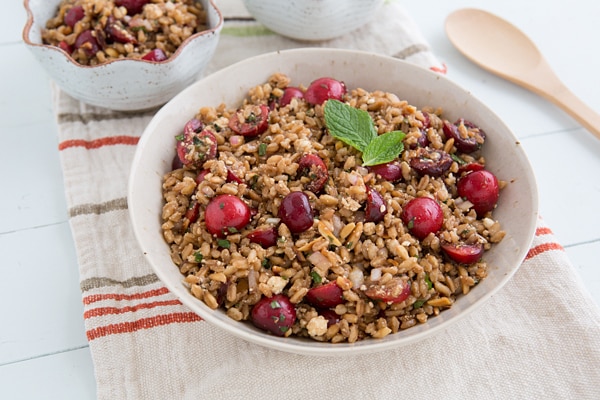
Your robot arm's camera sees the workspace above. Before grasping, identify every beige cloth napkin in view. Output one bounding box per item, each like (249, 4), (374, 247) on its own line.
(52, 1), (600, 399)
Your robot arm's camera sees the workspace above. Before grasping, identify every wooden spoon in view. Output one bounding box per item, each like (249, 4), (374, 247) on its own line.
(445, 8), (600, 140)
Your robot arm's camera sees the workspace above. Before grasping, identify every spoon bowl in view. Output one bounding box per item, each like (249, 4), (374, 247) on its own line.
(445, 8), (600, 140)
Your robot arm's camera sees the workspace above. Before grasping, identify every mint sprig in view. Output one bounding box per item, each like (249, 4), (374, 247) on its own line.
(323, 100), (405, 166)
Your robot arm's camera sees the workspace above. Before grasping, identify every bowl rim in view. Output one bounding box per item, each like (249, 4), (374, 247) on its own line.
(22, 0), (224, 68)
(128, 48), (539, 356)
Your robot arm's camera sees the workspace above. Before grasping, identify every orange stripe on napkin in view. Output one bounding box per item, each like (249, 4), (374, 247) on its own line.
(86, 312), (202, 341)
(535, 226), (553, 236)
(84, 299), (183, 319)
(58, 135), (139, 150)
(83, 287), (171, 305)
(525, 242), (564, 260)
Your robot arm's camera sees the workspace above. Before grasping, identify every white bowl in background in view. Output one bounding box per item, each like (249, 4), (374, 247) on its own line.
(242, 0), (384, 41)
(23, 0), (223, 111)
(128, 48), (539, 356)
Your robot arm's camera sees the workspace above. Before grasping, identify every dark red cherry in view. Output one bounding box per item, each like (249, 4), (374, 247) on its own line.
(401, 197), (443, 240)
(228, 104), (270, 137)
(364, 278), (411, 304)
(442, 119), (486, 153)
(441, 242), (484, 264)
(297, 154), (328, 193)
(457, 170), (499, 216)
(305, 282), (344, 308)
(364, 185), (386, 223)
(280, 86), (304, 106)
(304, 77), (346, 105)
(278, 192), (314, 234)
(204, 195), (251, 238)
(251, 294), (296, 336)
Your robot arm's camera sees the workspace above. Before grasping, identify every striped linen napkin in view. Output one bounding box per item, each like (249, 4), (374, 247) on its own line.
(52, 1), (600, 399)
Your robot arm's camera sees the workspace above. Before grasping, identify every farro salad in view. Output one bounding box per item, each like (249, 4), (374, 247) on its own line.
(160, 73), (506, 343)
(42, 0), (207, 65)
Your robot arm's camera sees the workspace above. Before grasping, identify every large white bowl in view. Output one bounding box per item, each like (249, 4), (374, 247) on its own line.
(23, 0), (223, 111)
(128, 48), (539, 356)
(242, 0), (384, 41)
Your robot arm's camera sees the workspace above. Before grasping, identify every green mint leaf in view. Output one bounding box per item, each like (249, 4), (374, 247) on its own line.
(361, 130), (406, 166)
(310, 271), (322, 284)
(323, 100), (377, 152)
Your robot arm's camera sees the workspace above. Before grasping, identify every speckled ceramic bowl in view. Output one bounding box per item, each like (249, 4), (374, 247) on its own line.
(128, 48), (539, 356)
(242, 0), (384, 41)
(23, 0), (223, 111)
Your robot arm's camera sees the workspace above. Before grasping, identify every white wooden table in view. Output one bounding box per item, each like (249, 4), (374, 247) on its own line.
(2, 0), (599, 398)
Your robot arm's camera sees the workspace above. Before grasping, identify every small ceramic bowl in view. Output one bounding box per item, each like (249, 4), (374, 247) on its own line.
(23, 0), (223, 111)
(128, 48), (539, 356)
(242, 0), (384, 41)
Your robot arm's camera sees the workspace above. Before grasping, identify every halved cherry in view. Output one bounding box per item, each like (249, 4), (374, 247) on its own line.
(142, 48), (167, 62)
(441, 242), (484, 264)
(457, 170), (499, 216)
(228, 104), (270, 137)
(410, 148), (452, 177)
(226, 169), (244, 184)
(204, 194), (251, 238)
(368, 161), (403, 182)
(443, 119), (486, 153)
(58, 40), (73, 55)
(251, 294), (297, 336)
(195, 169), (210, 184)
(364, 278), (411, 304)
(401, 197), (443, 240)
(246, 227), (278, 248)
(320, 309), (341, 327)
(64, 5), (84, 28)
(184, 201), (200, 224)
(305, 281), (344, 308)
(458, 162), (485, 176)
(297, 154), (328, 193)
(364, 185), (386, 223)
(74, 30), (100, 57)
(280, 86), (304, 106)
(183, 118), (203, 134)
(114, 0), (149, 15)
(105, 17), (137, 44)
(176, 129), (218, 168)
(304, 77), (347, 105)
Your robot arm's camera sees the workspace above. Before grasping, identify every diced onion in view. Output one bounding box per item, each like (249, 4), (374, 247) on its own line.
(349, 267), (364, 289)
(370, 268), (382, 282)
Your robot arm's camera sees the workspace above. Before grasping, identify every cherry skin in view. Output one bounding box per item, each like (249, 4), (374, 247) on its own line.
(441, 242), (484, 264)
(228, 104), (270, 137)
(304, 77), (347, 105)
(280, 87), (304, 106)
(246, 227), (278, 248)
(401, 197), (444, 240)
(305, 282), (344, 308)
(64, 6), (84, 28)
(204, 195), (251, 238)
(251, 294), (296, 336)
(368, 161), (403, 182)
(297, 154), (328, 193)
(142, 49), (167, 62)
(364, 185), (386, 223)
(457, 170), (499, 216)
(278, 192), (314, 234)
(364, 278), (411, 304)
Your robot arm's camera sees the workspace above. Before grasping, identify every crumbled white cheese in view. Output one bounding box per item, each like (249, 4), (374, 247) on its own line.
(306, 316), (328, 337)
(266, 276), (287, 295)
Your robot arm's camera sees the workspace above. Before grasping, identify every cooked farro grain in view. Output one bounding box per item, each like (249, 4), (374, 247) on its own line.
(42, 0), (207, 65)
(161, 73), (506, 343)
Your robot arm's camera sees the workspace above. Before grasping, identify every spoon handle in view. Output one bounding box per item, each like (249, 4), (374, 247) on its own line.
(508, 62), (600, 141)
(535, 82), (600, 141)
